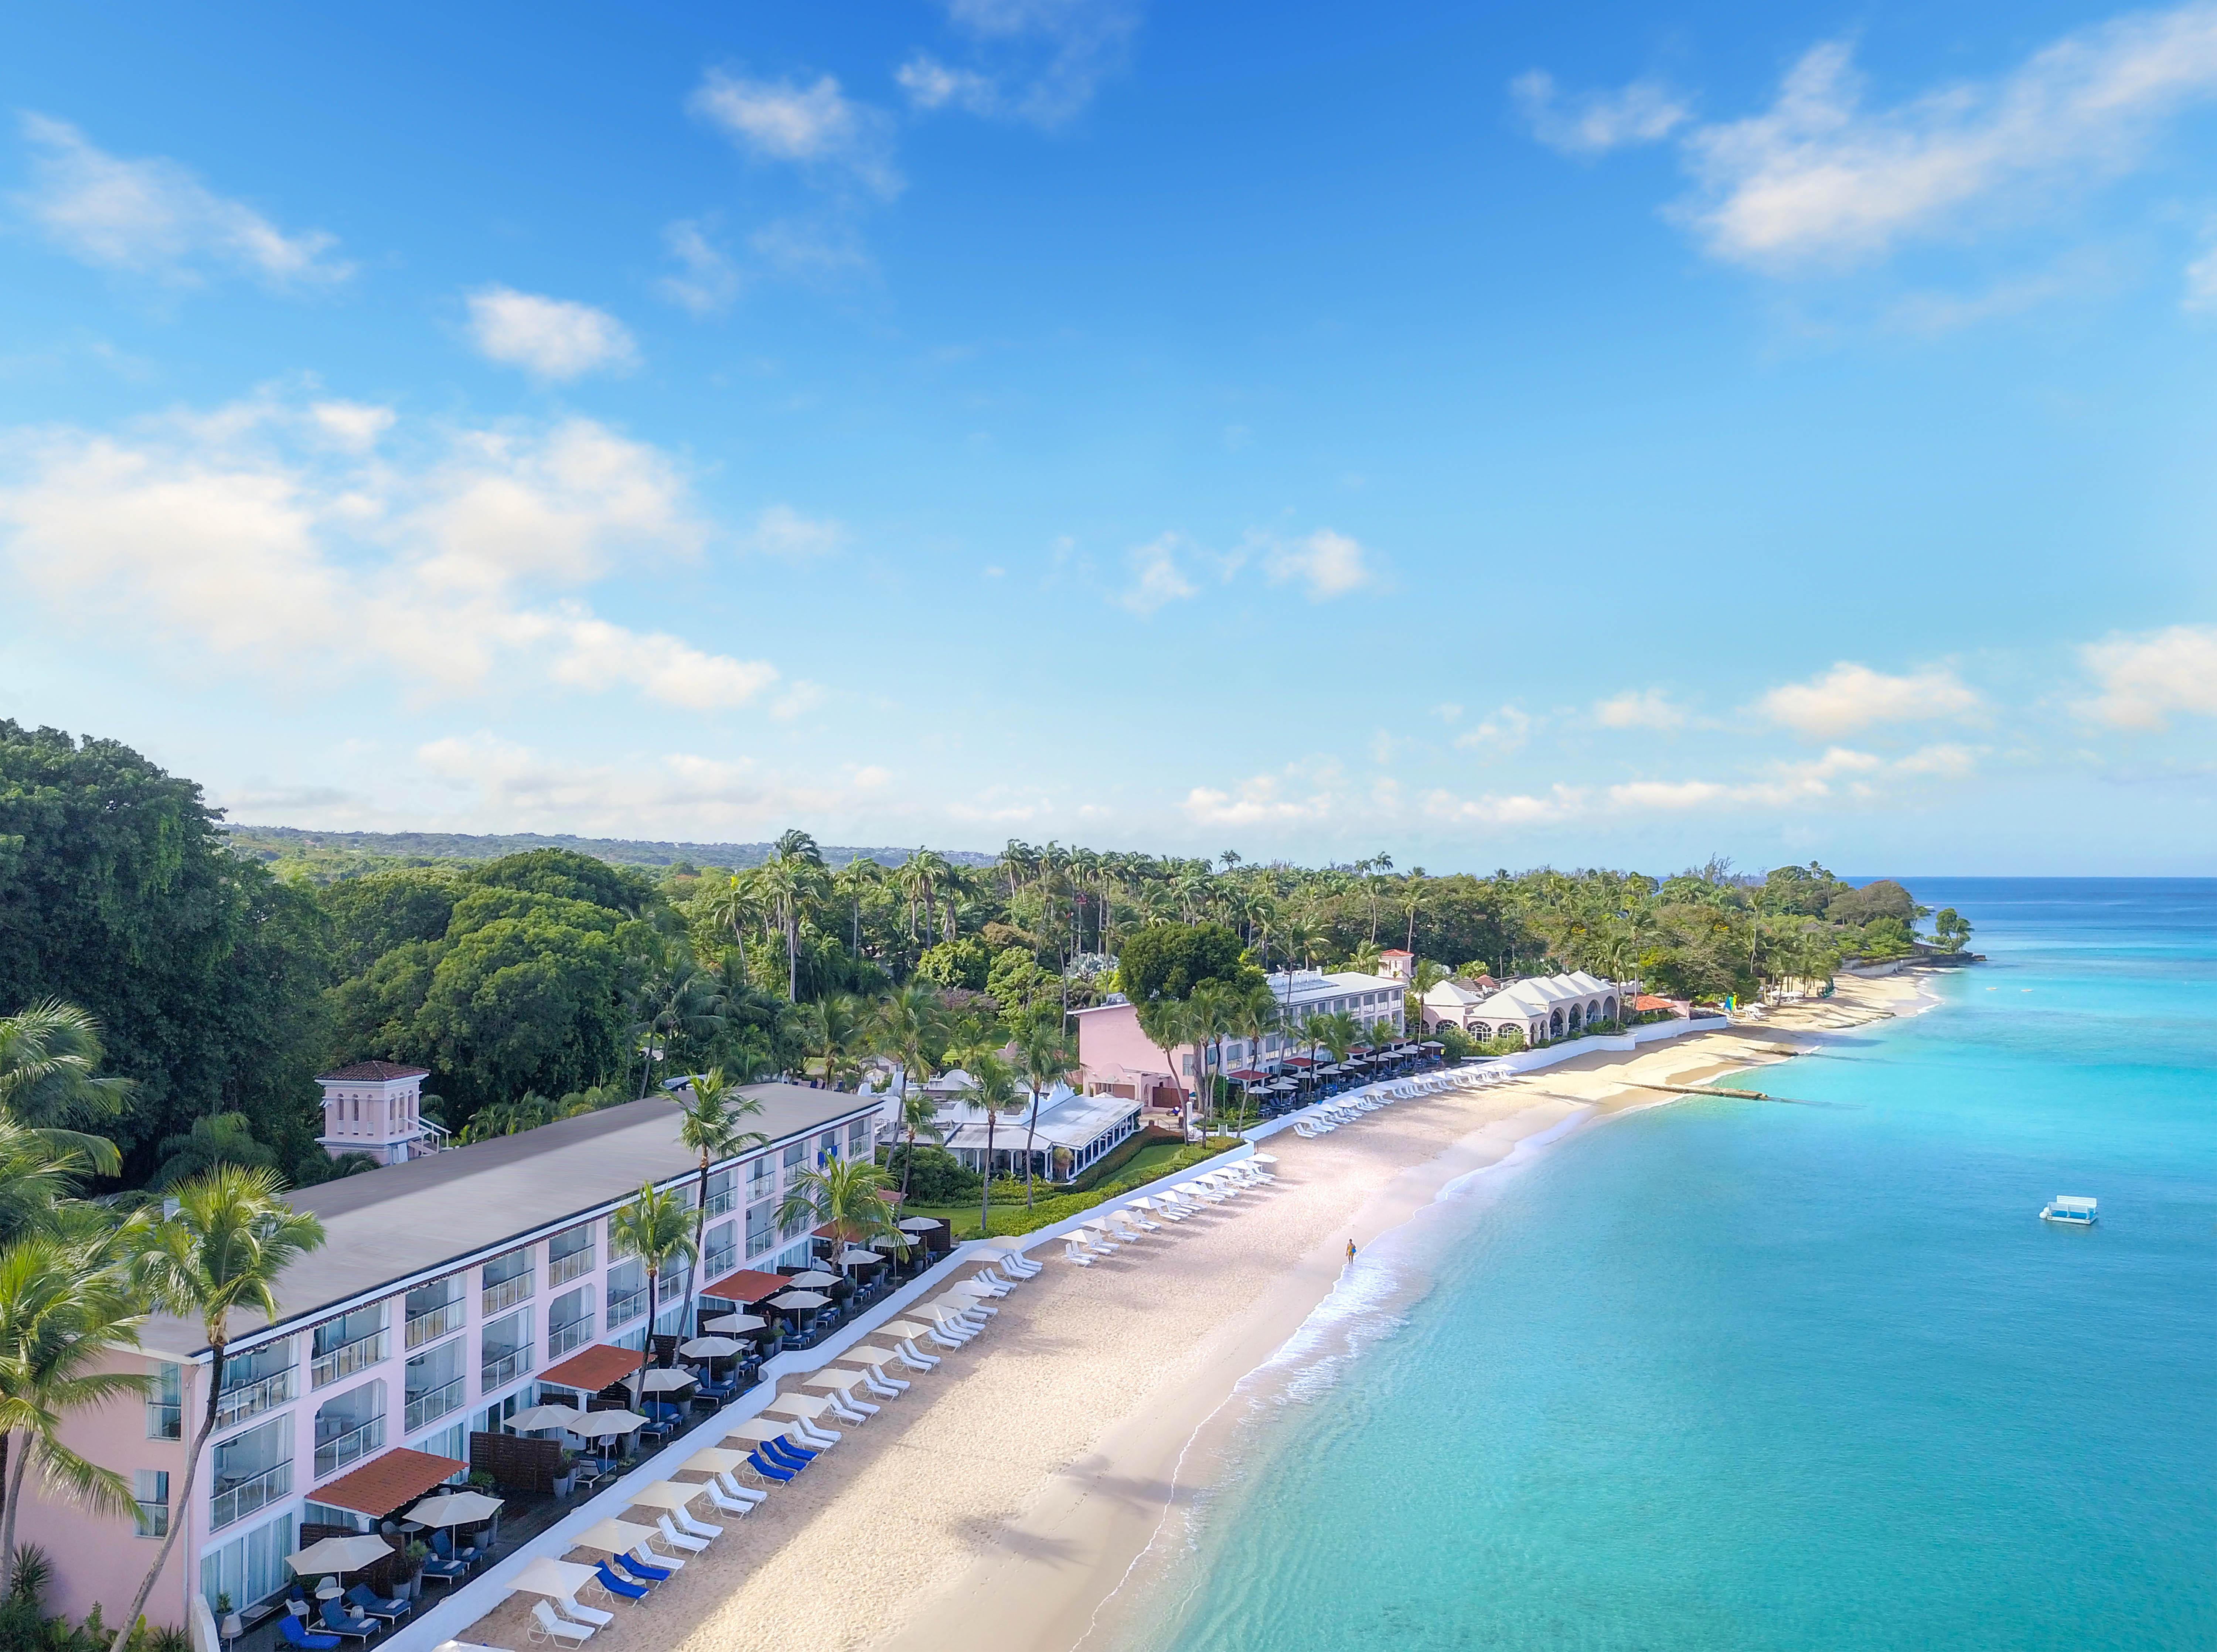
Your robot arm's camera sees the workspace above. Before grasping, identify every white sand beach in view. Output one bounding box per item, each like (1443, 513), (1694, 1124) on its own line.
(453, 976), (1924, 1652)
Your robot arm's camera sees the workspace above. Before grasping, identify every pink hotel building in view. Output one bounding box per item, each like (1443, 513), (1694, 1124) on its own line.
(1072, 964), (1413, 1115)
(14, 1080), (877, 1634)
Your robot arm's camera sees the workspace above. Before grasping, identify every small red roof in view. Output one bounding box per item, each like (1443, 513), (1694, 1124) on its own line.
(1282, 1056), (1316, 1068)
(699, 1268), (791, 1304)
(1379, 949), (1413, 959)
(541, 1343), (647, 1394)
(1633, 995), (1680, 1012)
(1226, 1069), (1269, 1082)
(316, 1061), (430, 1083)
(311, 1447), (469, 1517)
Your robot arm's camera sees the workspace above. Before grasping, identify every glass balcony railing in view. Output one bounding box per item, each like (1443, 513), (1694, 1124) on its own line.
(548, 1318), (592, 1359)
(605, 1287), (646, 1329)
(701, 1245), (736, 1283)
(314, 1417), (384, 1480)
(547, 1248), (594, 1288)
(310, 1330), (387, 1389)
(656, 1272), (689, 1305)
(704, 1186), (738, 1217)
(481, 1346), (532, 1391)
(404, 1301), (462, 1350)
(210, 1459), (292, 1532)
(215, 1368), (295, 1431)
(403, 1377), (465, 1433)
(482, 1273), (534, 1317)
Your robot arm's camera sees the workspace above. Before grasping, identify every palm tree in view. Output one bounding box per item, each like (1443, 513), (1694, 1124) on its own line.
(774, 1156), (905, 1279)
(957, 1054), (1028, 1238)
(0, 1118), (99, 1244)
(1012, 1023), (1078, 1207)
(801, 994), (869, 1090)
(0, 1000), (133, 1178)
(606, 1184), (698, 1402)
(673, 1070), (768, 1274)
(1229, 981), (1281, 1132)
(115, 1167), (326, 1651)
(628, 943), (727, 1097)
(890, 1085), (944, 1199)
(1184, 981), (1242, 1137)
(758, 838), (830, 1001)
(696, 875), (764, 988)
(0, 1232), (150, 1599)
(1133, 995), (1197, 1138)
(871, 984), (947, 1199)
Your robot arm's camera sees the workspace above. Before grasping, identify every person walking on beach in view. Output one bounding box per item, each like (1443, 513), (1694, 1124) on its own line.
(1346, 1239), (1357, 1264)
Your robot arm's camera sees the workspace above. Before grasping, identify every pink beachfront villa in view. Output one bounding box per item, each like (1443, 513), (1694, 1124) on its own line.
(1072, 967), (1411, 1120)
(14, 1083), (877, 1635)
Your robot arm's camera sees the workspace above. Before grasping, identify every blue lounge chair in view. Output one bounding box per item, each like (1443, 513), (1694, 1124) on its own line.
(613, 1551), (670, 1585)
(419, 1551), (468, 1585)
(745, 1449), (796, 1483)
(762, 1437), (813, 1471)
(593, 1563), (649, 1602)
(345, 1585), (411, 1624)
(318, 1601), (379, 1643)
(280, 1618), (341, 1651)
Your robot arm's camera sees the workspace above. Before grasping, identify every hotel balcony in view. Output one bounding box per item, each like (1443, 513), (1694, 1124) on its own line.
(310, 1329), (387, 1389)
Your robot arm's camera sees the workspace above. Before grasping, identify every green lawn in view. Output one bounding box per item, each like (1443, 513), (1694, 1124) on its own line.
(900, 1135), (1249, 1239)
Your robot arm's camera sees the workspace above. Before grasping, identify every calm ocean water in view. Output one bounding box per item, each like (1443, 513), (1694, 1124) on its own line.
(1122, 879), (2217, 1652)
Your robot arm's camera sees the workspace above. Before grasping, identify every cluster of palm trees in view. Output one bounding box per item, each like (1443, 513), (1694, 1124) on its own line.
(0, 999), (330, 1652)
(1134, 984), (1392, 1138)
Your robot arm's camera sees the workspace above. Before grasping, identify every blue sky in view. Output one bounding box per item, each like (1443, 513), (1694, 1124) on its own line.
(5, 1), (2217, 872)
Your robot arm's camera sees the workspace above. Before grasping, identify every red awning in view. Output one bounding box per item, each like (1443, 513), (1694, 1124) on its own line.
(700, 1268), (791, 1304)
(541, 1343), (647, 1394)
(311, 1448), (468, 1517)
(1226, 1069), (1268, 1082)
(1283, 1057), (1315, 1068)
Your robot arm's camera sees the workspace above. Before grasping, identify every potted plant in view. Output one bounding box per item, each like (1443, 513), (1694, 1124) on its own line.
(552, 1452), (579, 1499)
(467, 1469), (497, 1493)
(391, 1542), (428, 1601)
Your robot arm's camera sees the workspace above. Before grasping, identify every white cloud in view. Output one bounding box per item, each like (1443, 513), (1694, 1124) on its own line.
(2186, 235), (2217, 310)
(0, 394), (779, 715)
(1263, 527), (1375, 600)
(1511, 71), (1689, 155)
(744, 505), (847, 558)
(1758, 662), (1981, 738)
(749, 217), (872, 279)
(1452, 705), (1533, 754)
(464, 286), (638, 380)
(416, 735), (892, 835)
(13, 113), (350, 289)
(1118, 533), (1199, 615)
(657, 218), (741, 316)
(1424, 785), (1586, 826)
(2081, 624), (2217, 727)
(1594, 688), (1686, 730)
(1432, 702), (1464, 723)
(1183, 774), (1336, 827)
(897, 56), (1002, 115)
(1426, 743), (1967, 827)
(689, 69), (901, 197)
(1678, 10), (2217, 270)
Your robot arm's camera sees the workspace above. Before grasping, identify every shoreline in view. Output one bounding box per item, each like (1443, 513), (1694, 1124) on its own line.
(452, 974), (1932, 1652)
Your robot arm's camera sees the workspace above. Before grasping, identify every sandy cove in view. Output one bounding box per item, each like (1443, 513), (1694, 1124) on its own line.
(455, 974), (1926, 1652)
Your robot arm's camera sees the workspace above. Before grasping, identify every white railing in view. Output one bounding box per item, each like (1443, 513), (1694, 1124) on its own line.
(547, 1248), (594, 1288)
(481, 1346), (532, 1391)
(548, 1318), (592, 1359)
(404, 1377), (465, 1433)
(210, 1459), (291, 1531)
(482, 1272), (534, 1317)
(405, 1300), (463, 1350)
(314, 1416), (385, 1480)
(215, 1368), (295, 1431)
(605, 1288), (646, 1329)
(311, 1330), (387, 1389)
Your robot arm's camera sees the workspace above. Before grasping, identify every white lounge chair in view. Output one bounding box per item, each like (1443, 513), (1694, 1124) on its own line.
(531, 1601), (594, 1645)
(555, 1598), (613, 1629)
(697, 1479), (753, 1516)
(631, 1541), (683, 1573)
(1064, 1239), (1095, 1266)
(655, 1515), (710, 1553)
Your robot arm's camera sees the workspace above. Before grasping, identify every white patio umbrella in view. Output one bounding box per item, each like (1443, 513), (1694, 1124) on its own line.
(568, 1518), (656, 1554)
(507, 1557), (600, 1601)
(625, 1481), (710, 1512)
(505, 1404), (582, 1434)
(639, 1368), (696, 1393)
(835, 1247), (883, 1265)
(723, 1417), (799, 1445)
(569, 1409), (649, 1440)
(770, 1289), (831, 1309)
(1250, 1153), (1278, 1165)
(896, 1217), (939, 1233)
(677, 1336), (745, 1358)
(407, 1490), (504, 1528)
(787, 1270), (840, 1288)
(287, 1535), (393, 1578)
(702, 1312), (766, 1333)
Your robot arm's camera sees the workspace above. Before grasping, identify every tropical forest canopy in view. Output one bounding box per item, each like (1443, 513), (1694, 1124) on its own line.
(0, 720), (1959, 1192)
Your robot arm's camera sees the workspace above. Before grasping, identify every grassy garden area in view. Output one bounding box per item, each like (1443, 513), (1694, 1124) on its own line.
(900, 1132), (1249, 1239)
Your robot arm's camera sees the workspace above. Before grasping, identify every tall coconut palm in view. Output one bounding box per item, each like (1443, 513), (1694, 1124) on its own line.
(114, 1167), (326, 1652)
(0, 1119), (96, 1245)
(697, 875), (764, 988)
(0, 1000), (132, 1178)
(1012, 1023), (1078, 1207)
(1133, 996), (1198, 1138)
(890, 1084), (945, 1198)
(957, 1054), (1029, 1237)
(1184, 981), (1242, 1137)
(607, 1183), (698, 1400)
(1230, 981), (1281, 1132)
(871, 984), (947, 1199)
(0, 1232), (149, 1598)
(758, 838), (830, 1001)
(801, 994), (869, 1091)
(628, 943), (728, 1097)
(673, 1070), (768, 1274)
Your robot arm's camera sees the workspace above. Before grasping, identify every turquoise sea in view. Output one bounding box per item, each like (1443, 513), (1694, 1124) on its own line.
(1121, 880), (2217, 1651)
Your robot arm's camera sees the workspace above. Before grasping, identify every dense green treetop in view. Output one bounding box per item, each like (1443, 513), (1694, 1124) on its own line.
(1116, 922), (1252, 1004)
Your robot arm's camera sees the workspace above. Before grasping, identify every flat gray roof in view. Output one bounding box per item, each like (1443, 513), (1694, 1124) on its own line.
(152, 1085), (874, 1358)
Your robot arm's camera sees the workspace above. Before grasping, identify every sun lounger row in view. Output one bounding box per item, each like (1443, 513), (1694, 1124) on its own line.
(1290, 1066), (1515, 1136)
(1059, 1159), (1280, 1265)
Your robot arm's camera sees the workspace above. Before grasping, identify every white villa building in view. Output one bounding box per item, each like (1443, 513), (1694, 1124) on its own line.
(1444, 970), (1624, 1045)
(932, 1082), (1145, 1183)
(15, 1084), (878, 1635)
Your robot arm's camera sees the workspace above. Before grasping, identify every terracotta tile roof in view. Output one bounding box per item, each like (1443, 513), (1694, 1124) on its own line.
(1633, 995), (1681, 1012)
(699, 1268), (791, 1304)
(312, 1447), (468, 1516)
(541, 1343), (648, 1393)
(315, 1061), (431, 1083)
